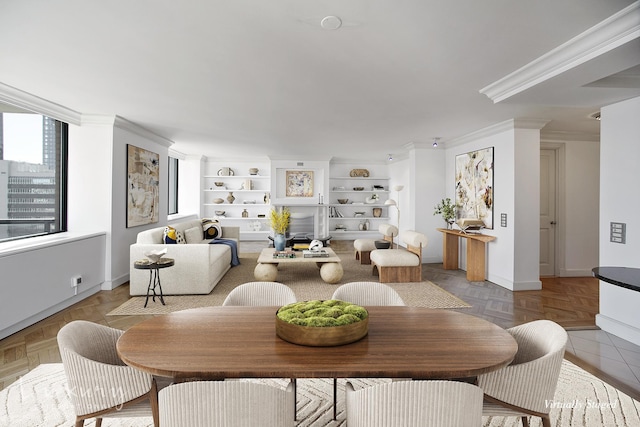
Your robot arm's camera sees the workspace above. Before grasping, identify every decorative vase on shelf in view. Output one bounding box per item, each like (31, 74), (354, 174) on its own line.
(274, 233), (286, 251)
(227, 192), (235, 204)
(242, 209), (249, 218)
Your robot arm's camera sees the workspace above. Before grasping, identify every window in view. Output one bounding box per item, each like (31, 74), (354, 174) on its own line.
(0, 111), (68, 242)
(168, 156), (178, 215)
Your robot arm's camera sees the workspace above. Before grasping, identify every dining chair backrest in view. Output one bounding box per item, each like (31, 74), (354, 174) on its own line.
(57, 320), (158, 426)
(159, 380), (294, 427)
(346, 380), (483, 427)
(331, 281), (405, 306)
(477, 319), (568, 415)
(222, 281), (297, 306)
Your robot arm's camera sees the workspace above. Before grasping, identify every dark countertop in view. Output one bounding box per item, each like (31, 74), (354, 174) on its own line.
(592, 267), (640, 293)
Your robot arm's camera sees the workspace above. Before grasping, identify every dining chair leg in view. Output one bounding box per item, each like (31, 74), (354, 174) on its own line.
(292, 378), (297, 421)
(333, 378), (338, 420)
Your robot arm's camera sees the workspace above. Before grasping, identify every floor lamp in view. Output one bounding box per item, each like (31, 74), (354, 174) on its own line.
(384, 185), (404, 248)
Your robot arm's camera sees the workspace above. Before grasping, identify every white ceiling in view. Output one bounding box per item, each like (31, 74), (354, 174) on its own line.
(1, 0), (639, 161)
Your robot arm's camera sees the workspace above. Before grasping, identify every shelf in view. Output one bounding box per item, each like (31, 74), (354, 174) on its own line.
(205, 189), (269, 192)
(331, 190), (388, 193)
(330, 203), (388, 207)
(330, 177), (390, 180)
(213, 217), (268, 221)
(330, 217), (389, 220)
(203, 203), (270, 207)
(204, 175), (270, 179)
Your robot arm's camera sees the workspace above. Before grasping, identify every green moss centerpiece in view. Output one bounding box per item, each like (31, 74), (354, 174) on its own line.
(276, 300), (369, 347)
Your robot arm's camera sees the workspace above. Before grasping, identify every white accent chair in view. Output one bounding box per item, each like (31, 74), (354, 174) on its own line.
(353, 223), (398, 264)
(332, 281), (405, 306)
(370, 230), (428, 283)
(57, 320), (159, 427)
(159, 381), (294, 427)
(222, 282), (296, 306)
(478, 320), (568, 427)
(346, 380), (483, 427)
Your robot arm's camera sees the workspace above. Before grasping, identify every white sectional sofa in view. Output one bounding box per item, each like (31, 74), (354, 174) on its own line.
(129, 219), (240, 296)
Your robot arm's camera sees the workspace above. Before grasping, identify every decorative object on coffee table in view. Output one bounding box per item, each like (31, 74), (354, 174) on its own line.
(275, 300), (369, 347)
(270, 207), (290, 251)
(374, 240), (391, 249)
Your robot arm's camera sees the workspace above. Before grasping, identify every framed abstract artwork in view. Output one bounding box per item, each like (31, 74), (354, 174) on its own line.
(285, 170), (314, 197)
(455, 147), (494, 229)
(127, 144), (160, 227)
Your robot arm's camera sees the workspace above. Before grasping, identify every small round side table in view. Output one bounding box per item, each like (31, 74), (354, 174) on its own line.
(134, 258), (174, 308)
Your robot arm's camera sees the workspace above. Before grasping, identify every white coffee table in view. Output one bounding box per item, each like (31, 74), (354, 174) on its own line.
(254, 247), (343, 284)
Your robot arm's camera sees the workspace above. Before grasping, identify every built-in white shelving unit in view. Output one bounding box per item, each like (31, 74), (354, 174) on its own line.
(202, 162), (271, 240)
(328, 175), (391, 238)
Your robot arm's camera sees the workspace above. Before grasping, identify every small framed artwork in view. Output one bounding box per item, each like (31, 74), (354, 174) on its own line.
(127, 144), (160, 227)
(286, 170), (314, 197)
(455, 146), (494, 229)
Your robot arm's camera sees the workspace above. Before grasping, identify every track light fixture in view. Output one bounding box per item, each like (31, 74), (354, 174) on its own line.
(432, 137), (440, 148)
(388, 154), (393, 161)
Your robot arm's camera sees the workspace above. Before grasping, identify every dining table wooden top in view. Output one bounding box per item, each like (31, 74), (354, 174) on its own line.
(116, 306), (518, 381)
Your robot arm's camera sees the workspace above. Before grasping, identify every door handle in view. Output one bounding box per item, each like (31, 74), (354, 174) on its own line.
(550, 221), (557, 225)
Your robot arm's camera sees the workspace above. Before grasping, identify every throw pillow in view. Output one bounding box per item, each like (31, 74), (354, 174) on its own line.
(184, 226), (204, 244)
(202, 218), (223, 240)
(163, 226), (186, 244)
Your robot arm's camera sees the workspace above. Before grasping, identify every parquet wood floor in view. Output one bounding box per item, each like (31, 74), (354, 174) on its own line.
(0, 243), (610, 396)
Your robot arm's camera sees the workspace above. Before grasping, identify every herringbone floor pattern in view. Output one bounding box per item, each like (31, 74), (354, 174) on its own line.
(0, 241), (604, 395)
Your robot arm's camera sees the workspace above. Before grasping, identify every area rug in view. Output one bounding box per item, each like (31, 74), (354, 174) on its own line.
(108, 253), (470, 315)
(1, 361), (638, 426)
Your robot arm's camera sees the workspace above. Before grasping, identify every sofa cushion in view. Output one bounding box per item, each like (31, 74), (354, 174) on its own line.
(184, 226), (204, 244)
(163, 226), (186, 244)
(202, 218), (222, 240)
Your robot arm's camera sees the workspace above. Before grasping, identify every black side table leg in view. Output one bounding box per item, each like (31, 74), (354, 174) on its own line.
(144, 269), (154, 308)
(155, 269), (166, 305)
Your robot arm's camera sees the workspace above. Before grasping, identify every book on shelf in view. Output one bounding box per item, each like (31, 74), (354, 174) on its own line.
(273, 250), (296, 259)
(303, 249), (330, 258)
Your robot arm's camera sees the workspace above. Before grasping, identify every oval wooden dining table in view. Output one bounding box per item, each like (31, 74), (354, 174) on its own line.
(116, 305), (518, 381)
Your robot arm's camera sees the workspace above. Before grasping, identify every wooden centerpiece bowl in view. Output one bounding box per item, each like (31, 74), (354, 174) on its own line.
(276, 300), (369, 347)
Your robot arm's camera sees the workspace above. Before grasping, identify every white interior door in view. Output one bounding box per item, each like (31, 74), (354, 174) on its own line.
(540, 149), (557, 276)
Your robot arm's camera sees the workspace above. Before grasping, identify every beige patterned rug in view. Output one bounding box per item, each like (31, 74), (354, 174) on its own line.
(2, 361), (638, 426)
(108, 253), (470, 315)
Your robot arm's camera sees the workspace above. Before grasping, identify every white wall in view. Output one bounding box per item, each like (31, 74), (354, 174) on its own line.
(444, 120), (544, 290)
(597, 96), (640, 345)
(111, 123), (170, 289)
(0, 233), (106, 339)
(407, 145), (446, 263)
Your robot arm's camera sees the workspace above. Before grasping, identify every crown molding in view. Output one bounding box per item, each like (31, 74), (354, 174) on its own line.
(541, 130), (599, 143)
(0, 82), (82, 125)
(446, 118), (550, 148)
(80, 114), (116, 126)
(480, 2), (640, 103)
(113, 116), (174, 148)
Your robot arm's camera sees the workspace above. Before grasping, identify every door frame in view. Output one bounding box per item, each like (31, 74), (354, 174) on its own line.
(540, 142), (566, 277)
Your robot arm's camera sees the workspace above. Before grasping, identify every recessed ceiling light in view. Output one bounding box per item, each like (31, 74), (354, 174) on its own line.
(321, 16), (342, 30)
(589, 111), (601, 121)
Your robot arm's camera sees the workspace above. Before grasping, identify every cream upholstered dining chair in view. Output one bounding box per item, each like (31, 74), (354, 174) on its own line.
(346, 380), (483, 427)
(328, 281), (406, 420)
(159, 381), (294, 427)
(477, 319), (568, 427)
(222, 281), (297, 306)
(331, 281), (405, 306)
(57, 320), (159, 427)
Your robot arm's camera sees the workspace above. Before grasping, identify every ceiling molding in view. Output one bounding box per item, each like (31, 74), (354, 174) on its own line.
(480, 1), (640, 103)
(445, 118), (550, 148)
(113, 116), (174, 148)
(0, 82), (82, 125)
(80, 114), (116, 126)
(168, 148), (188, 160)
(541, 130), (599, 142)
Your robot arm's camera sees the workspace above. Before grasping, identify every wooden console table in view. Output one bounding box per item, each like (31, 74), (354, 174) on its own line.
(437, 228), (496, 281)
